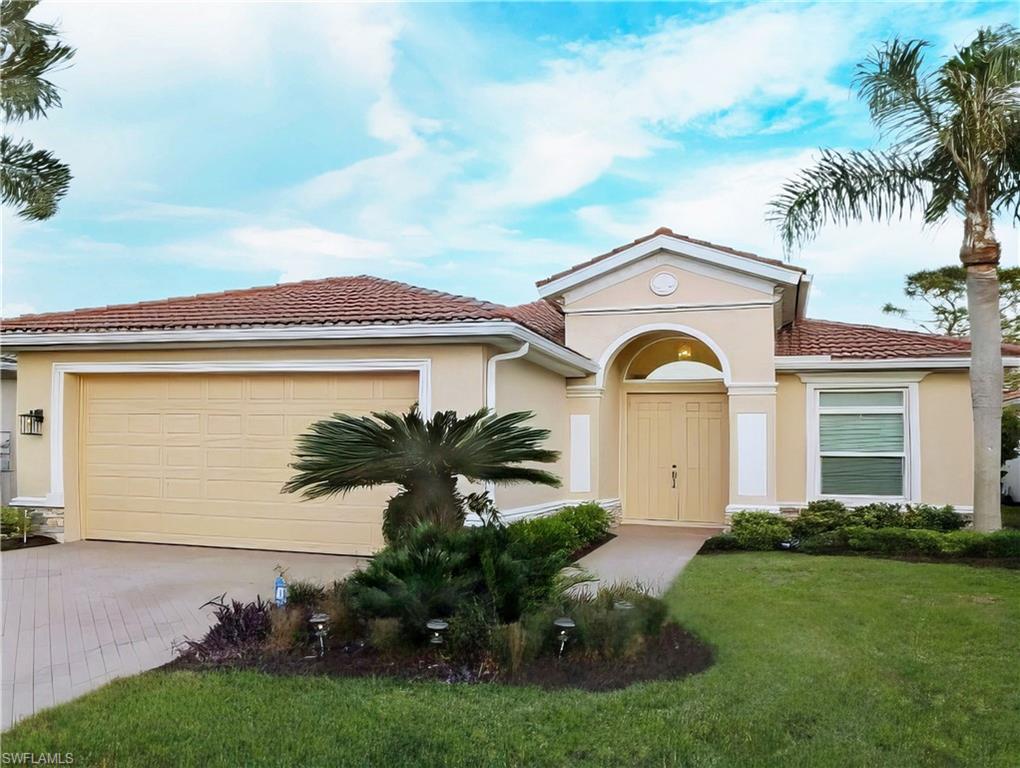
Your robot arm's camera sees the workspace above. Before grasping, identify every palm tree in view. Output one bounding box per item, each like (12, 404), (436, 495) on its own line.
(1, 0), (75, 220)
(769, 26), (1020, 531)
(283, 406), (561, 543)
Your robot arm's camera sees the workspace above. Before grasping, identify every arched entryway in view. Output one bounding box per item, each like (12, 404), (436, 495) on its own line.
(613, 332), (729, 525)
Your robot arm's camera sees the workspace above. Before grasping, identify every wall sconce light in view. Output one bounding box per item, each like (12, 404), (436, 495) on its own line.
(19, 409), (43, 436)
(676, 343), (693, 360)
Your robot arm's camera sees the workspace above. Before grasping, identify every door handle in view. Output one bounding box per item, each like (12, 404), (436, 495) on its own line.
(671, 465), (677, 489)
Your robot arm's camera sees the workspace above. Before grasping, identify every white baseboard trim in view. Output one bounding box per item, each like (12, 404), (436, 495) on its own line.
(466, 498), (622, 526)
(776, 501), (974, 517)
(725, 504), (781, 515)
(10, 496), (63, 509)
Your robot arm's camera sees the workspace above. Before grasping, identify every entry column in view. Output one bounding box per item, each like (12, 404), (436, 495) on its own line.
(726, 384), (779, 514)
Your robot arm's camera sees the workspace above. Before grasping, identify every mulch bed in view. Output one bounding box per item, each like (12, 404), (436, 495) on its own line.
(1, 535), (58, 552)
(166, 622), (714, 692)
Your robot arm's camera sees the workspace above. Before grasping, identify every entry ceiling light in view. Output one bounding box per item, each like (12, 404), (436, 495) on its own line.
(676, 343), (693, 360)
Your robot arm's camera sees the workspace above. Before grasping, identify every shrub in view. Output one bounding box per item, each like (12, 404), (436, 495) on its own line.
(347, 524), (474, 641)
(843, 526), (944, 556)
(445, 599), (496, 663)
(730, 511), (793, 550)
(0, 507), (34, 539)
(556, 502), (613, 545)
(522, 584), (669, 661)
(799, 526), (1020, 560)
(266, 606), (309, 653)
(491, 621), (529, 676)
(798, 528), (850, 554)
(856, 503), (906, 529)
(700, 533), (741, 551)
(903, 504), (966, 532)
(507, 514), (582, 559)
(182, 597), (272, 661)
(367, 618), (404, 653)
(321, 579), (363, 644)
(286, 580), (326, 608)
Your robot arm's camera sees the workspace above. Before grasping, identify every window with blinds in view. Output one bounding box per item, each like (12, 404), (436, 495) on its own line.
(817, 389), (906, 497)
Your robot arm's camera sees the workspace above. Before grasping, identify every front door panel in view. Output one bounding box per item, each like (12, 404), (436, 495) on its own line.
(626, 394), (727, 523)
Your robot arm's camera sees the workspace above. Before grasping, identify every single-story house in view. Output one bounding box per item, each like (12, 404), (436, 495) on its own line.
(4, 227), (1018, 555)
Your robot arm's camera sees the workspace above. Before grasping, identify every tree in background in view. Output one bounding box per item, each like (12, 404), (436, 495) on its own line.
(1, 0), (74, 220)
(769, 27), (1020, 531)
(882, 265), (1020, 342)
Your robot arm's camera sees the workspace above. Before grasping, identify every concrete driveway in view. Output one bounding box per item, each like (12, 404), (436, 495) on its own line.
(1, 541), (363, 731)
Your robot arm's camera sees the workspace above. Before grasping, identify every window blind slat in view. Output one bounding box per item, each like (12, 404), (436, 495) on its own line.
(820, 413), (903, 452)
(820, 456), (904, 496)
(819, 391), (903, 408)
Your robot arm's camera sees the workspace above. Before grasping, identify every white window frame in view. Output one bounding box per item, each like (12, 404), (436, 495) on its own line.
(804, 378), (921, 504)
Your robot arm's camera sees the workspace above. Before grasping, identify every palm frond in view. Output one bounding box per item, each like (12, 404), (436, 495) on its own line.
(0, 135), (71, 220)
(853, 37), (941, 150)
(1, 0), (75, 123)
(767, 149), (930, 251)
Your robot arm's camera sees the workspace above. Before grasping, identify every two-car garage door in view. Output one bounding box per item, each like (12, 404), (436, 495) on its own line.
(81, 371), (418, 555)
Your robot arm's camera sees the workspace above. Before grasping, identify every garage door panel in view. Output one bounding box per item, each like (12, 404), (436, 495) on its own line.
(82, 371), (417, 555)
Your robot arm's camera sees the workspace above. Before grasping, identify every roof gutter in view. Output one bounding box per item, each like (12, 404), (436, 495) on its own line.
(1, 320), (599, 378)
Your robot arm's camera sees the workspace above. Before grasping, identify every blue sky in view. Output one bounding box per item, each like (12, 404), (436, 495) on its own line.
(3, 1), (1017, 329)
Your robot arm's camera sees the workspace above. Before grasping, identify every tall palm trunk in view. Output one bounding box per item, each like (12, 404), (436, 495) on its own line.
(962, 198), (1003, 531)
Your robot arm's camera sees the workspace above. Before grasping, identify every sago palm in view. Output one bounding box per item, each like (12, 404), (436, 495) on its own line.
(283, 406), (561, 542)
(769, 26), (1020, 531)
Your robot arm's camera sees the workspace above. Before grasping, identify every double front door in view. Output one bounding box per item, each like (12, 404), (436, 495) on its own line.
(625, 393), (727, 524)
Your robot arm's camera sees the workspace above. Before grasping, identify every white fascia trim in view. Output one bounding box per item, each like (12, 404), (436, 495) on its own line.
(538, 234), (801, 298)
(778, 356), (1020, 372)
(44, 358), (434, 508)
(1, 321), (599, 377)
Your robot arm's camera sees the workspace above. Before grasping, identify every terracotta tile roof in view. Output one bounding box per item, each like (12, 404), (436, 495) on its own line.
(536, 226), (805, 288)
(775, 318), (1020, 359)
(501, 300), (565, 345)
(1, 275), (570, 345)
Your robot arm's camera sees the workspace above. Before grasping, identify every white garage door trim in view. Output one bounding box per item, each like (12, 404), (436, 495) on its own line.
(24, 359), (431, 509)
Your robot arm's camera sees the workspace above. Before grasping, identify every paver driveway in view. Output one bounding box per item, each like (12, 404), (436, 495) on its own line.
(1, 541), (363, 730)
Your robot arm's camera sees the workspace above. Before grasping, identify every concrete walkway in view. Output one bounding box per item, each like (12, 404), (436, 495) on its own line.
(1, 541), (362, 731)
(576, 524), (719, 595)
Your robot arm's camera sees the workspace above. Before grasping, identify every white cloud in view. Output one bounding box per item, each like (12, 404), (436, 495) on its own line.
(161, 225), (418, 283)
(576, 149), (1019, 324)
(463, 4), (862, 208)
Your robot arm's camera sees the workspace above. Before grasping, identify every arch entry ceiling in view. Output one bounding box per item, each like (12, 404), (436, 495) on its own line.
(625, 336), (724, 382)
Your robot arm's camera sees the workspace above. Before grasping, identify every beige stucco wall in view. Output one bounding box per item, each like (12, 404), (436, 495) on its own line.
(567, 263), (772, 310)
(776, 373), (806, 504)
(15, 344), (487, 533)
(774, 371), (974, 508)
(566, 306), (777, 385)
(491, 355), (576, 510)
(919, 372), (973, 507)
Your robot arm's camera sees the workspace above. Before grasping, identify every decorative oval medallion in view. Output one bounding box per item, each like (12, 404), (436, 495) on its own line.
(649, 271), (678, 297)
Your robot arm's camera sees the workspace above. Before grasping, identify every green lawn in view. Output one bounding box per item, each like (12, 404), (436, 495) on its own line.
(1003, 504), (1020, 529)
(5, 553), (1019, 767)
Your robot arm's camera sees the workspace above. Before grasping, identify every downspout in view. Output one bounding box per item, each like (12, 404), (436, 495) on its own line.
(486, 342), (530, 410)
(484, 342), (530, 506)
